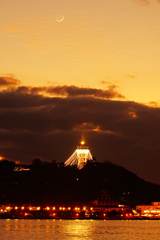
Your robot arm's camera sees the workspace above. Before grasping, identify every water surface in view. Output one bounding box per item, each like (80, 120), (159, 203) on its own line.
(1, 219), (159, 240)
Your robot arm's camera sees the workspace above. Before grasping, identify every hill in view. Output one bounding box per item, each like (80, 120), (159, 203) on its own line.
(0, 160), (160, 206)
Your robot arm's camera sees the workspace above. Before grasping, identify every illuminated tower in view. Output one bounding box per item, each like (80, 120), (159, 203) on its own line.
(64, 137), (93, 169)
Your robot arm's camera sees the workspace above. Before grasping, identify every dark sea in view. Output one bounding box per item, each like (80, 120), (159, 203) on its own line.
(1, 219), (159, 240)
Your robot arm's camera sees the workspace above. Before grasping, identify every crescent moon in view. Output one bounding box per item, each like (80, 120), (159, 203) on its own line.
(56, 16), (64, 23)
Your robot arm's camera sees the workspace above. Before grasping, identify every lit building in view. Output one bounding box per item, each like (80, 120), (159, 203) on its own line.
(64, 137), (93, 169)
(136, 202), (160, 218)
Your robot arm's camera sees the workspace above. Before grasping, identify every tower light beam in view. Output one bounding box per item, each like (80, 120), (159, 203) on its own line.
(64, 137), (93, 169)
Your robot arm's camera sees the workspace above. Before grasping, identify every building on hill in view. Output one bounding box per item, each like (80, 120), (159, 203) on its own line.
(64, 136), (93, 169)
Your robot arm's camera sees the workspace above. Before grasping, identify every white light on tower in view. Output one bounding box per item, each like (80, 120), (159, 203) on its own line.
(64, 137), (93, 169)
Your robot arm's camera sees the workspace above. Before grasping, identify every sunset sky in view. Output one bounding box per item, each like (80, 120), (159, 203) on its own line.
(1, 0), (160, 184)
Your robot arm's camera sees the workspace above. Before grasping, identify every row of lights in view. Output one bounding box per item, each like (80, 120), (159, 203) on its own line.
(2, 207), (138, 219)
(25, 212), (80, 218)
(144, 210), (160, 213)
(3, 206), (93, 211)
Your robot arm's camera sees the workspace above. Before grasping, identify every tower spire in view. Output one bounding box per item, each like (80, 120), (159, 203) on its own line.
(80, 134), (85, 145)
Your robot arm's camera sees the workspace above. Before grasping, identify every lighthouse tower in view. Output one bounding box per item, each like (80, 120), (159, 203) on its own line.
(64, 137), (93, 169)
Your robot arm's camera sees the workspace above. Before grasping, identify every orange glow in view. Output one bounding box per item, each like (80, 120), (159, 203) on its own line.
(93, 126), (101, 132)
(129, 112), (137, 118)
(118, 205), (124, 207)
(74, 207), (80, 211)
(62, 207), (65, 211)
(83, 207), (86, 211)
(76, 213), (79, 217)
(103, 213), (106, 217)
(68, 207), (71, 210)
(52, 207), (56, 210)
(46, 207), (50, 211)
(90, 207), (93, 211)
(15, 161), (20, 165)
(6, 207), (11, 210)
(59, 207), (62, 210)
(21, 206), (25, 210)
(81, 140), (85, 145)
(29, 207), (32, 211)
(14, 206), (18, 210)
(0, 156), (4, 161)
(53, 213), (56, 216)
(37, 207), (41, 211)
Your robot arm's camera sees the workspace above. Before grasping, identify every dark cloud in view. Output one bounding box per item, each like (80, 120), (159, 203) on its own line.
(11, 85), (124, 99)
(0, 76), (20, 87)
(0, 85), (160, 184)
(0, 90), (52, 108)
(47, 85), (124, 99)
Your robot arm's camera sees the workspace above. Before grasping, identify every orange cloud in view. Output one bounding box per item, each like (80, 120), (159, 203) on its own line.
(0, 76), (20, 87)
(127, 75), (136, 79)
(46, 85), (125, 99)
(9, 85), (125, 100)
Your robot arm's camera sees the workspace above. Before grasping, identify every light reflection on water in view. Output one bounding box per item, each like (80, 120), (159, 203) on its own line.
(1, 219), (160, 240)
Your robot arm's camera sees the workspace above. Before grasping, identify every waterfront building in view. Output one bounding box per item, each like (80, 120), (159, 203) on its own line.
(136, 202), (160, 217)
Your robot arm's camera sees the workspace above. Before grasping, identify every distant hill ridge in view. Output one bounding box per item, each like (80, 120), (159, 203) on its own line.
(0, 159), (160, 206)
